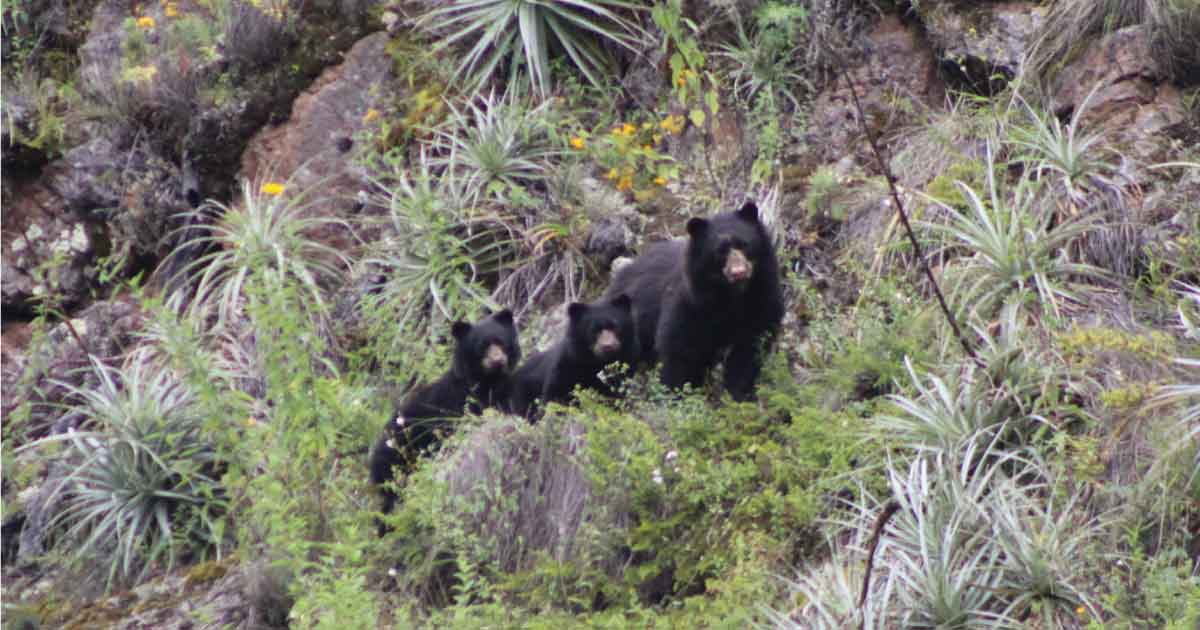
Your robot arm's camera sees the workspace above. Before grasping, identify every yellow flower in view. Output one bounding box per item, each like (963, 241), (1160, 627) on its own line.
(654, 176), (667, 186)
(621, 123), (636, 136)
(122, 65), (158, 83)
(616, 175), (633, 192)
(605, 168), (618, 180)
(1076, 606), (1086, 617)
(660, 115), (684, 135)
(137, 15), (156, 28)
(569, 136), (585, 149)
(164, 3), (178, 17)
(362, 108), (380, 124)
(642, 144), (652, 151)
(261, 182), (286, 196)
(652, 133), (663, 144)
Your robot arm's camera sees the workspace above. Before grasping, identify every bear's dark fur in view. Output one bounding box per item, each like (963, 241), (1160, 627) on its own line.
(368, 310), (521, 526)
(604, 201), (783, 401)
(510, 294), (639, 420)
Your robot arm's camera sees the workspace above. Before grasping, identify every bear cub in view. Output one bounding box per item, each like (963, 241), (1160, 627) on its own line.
(510, 294), (639, 420)
(368, 309), (520, 525)
(604, 200), (783, 401)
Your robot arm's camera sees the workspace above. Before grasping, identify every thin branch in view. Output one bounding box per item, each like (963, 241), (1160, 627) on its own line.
(836, 66), (983, 368)
(858, 499), (899, 627)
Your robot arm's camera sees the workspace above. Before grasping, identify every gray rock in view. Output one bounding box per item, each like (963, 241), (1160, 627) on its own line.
(808, 14), (946, 167)
(0, 179), (100, 313)
(584, 215), (634, 268)
(239, 32), (399, 252)
(921, 2), (1046, 94)
(0, 87), (47, 170)
(1051, 25), (1186, 162)
(442, 417), (593, 572)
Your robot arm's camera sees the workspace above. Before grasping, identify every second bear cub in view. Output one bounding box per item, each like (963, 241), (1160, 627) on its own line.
(511, 294), (639, 420)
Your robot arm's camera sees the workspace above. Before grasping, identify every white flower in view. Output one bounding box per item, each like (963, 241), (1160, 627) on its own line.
(385, 439), (396, 450)
(652, 468), (664, 485)
(395, 415), (406, 427)
(665, 450), (680, 473)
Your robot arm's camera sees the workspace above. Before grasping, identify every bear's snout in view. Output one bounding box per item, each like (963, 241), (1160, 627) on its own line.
(592, 329), (622, 359)
(723, 249), (753, 284)
(481, 344), (509, 372)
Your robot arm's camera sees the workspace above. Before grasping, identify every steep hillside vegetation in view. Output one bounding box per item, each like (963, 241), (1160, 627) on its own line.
(2, 0), (1197, 627)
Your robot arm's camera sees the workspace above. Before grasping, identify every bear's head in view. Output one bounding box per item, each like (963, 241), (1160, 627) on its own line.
(451, 309), (521, 383)
(565, 294), (636, 365)
(685, 201), (772, 292)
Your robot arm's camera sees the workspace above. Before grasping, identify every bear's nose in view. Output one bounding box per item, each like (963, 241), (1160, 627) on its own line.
(593, 329), (621, 357)
(483, 344), (508, 370)
(724, 249), (752, 282)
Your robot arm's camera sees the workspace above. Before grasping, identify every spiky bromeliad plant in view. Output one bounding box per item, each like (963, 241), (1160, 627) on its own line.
(24, 352), (225, 590)
(428, 90), (559, 206)
(922, 145), (1109, 320)
(359, 152), (519, 340)
(166, 175), (351, 327)
(1010, 85), (1120, 207)
(774, 442), (1108, 629)
(416, 0), (648, 97)
(715, 5), (811, 114)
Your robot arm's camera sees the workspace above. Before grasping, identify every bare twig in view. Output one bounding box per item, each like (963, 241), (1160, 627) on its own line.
(858, 499), (899, 627)
(836, 66), (983, 368)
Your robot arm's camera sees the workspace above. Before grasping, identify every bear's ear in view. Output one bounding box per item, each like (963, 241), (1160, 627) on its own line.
(736, 201), (759, 222)
(491, 309), (514, 327)
(686, 217), (709, 239)
(451, 321), (473, 340)
(611, 294), (633, 311)
(567, 302), (589, 321)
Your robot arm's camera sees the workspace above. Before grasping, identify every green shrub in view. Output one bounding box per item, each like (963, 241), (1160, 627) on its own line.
(374, 362), (875, 623)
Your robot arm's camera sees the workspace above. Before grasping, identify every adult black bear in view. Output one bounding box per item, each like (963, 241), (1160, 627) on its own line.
(368, 310), (520, 527)
(510, 294), (639, 420)
(604, 201), (783, 401)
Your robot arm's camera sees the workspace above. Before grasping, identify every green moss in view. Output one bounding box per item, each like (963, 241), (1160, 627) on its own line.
(1100, 382), (1158, 411)
(804, 166), (846, 220)
(1059, 326), (1175, 366)
(58, 600), (127, 630)
(185, 558), (231, 587)
(926, 159), (990, 210)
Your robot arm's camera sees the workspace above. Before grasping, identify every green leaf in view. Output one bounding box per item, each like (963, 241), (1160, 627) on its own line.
(705, 89), (720, 116)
